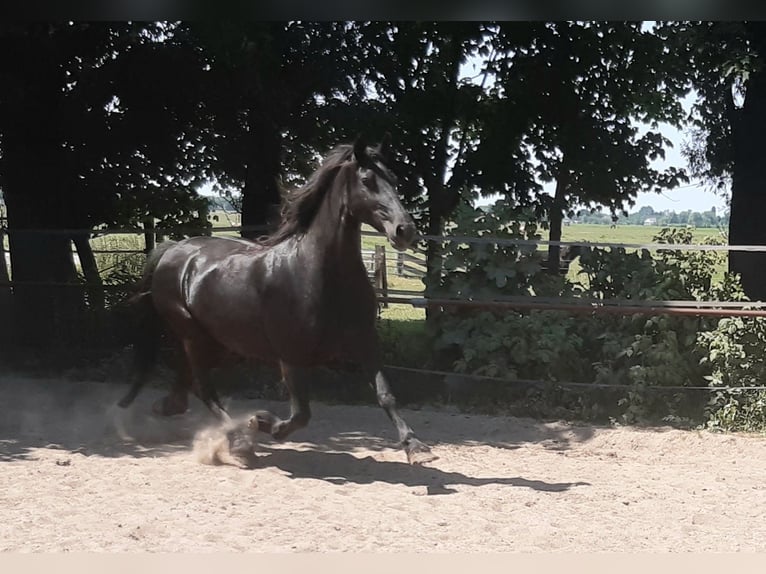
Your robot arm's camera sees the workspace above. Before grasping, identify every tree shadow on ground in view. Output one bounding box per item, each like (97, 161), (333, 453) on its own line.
(0, 376), (219, 462)
(0, 376), (598, 466)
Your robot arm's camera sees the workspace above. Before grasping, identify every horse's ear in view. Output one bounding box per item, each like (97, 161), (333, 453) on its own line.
(353, 134), (370, 166)
(379, 132), (392, 159)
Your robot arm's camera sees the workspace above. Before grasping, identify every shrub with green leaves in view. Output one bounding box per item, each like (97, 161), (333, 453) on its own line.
(429, 201), (551, 300)
(430, 201), (588, 386)
(575, 228), (730, 423)
(698, 314), (766, 432)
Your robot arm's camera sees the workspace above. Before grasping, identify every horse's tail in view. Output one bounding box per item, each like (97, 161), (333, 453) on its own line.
(117, 241), (177, 409)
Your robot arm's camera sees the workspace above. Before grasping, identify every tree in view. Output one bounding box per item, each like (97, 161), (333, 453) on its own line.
(668, 21), (766, 300)
(189, 22), (364, 238)
(351, 22), (490, 302)
(469, 22), (688, 272)
(0, 23), (96, 343)
(0, 22), (212, 344)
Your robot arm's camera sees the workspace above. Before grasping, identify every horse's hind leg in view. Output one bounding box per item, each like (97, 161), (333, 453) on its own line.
(248, 362), (311, 440)
(183, 336), (230, 423)
(152, 342), (192, 416)
(371, 369), (438, 465)
(154, 335), (229, 422)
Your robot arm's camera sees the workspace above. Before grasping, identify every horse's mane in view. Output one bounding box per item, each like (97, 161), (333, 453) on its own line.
(258, 144), (355, 247)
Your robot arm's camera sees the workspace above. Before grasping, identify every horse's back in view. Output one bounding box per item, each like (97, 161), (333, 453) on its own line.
(148, 235), (277, 357)
(181, 234), (264, 254)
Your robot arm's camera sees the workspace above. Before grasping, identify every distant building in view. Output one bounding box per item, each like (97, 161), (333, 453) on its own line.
(643, 217), (657, 226)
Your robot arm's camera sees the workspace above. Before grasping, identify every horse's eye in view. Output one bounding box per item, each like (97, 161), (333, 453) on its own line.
(361, 176), (372, 186)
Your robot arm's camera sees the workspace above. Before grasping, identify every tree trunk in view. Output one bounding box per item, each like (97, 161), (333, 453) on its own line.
(422, 34), (465, 321)
(546, 166), (570, 275)
(5, 229), (80, 347)
(0, 26), (87, 348)
(72, 232), (105, 311)
(0, 228), (10, 286)
(240, 114), (283, 239)
(1, 123), (82, 346)
(424, 216), (442, 321)
(422, 191), (461, 323)
(728, 43), (766, 301)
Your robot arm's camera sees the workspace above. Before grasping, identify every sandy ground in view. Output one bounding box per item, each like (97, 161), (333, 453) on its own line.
(1, 374), (766, 553)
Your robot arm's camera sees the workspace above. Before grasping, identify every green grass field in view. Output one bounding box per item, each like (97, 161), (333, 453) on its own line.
(560, 224), (725, 245)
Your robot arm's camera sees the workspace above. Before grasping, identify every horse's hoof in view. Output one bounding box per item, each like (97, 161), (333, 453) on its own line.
(151, 397), (188, 417)
(226, 429), (259, 468)
(270, 421), (291, 441)
(406, 440), (439, 466)
(249, 410), (278, 433)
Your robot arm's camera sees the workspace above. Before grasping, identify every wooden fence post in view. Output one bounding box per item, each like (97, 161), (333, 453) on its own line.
(0, 224), (9, 286)
(374, 244), (388, 308)
(143, 218), (156, 254)
(0, 223), (12, 340)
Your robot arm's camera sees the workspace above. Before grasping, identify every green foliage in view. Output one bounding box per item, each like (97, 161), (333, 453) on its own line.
(354, 22), (490, 233)
(432, 201), (587, 391)
(657, 21), (751, 187)
(429, 200), (550, 300)
(698, 313), (766, 432)
(377, 318), (431, 368)
(574, 229), (741, 424)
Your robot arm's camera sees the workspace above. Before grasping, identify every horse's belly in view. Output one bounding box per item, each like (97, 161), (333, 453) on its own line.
(202, 311), (332, 365)
(264, 315), (377, 367)
(191, 302), (275, 360)
(197, 302), (378, 368)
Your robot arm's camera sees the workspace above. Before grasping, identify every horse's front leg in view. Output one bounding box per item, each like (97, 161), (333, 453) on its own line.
(372, 369), (438, 465)
(248, 362), (311, 441)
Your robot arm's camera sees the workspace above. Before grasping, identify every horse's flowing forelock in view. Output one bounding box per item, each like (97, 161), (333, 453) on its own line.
(258, 144), (355, 247)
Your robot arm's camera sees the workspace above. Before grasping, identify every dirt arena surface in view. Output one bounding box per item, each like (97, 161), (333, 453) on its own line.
(1, 374), (766, 552)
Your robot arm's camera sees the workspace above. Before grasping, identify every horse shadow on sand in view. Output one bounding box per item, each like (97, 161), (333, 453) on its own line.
(248, 446), (589, 495)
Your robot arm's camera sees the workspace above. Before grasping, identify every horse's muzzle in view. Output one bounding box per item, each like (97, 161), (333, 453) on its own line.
(390, 221), (416, 251)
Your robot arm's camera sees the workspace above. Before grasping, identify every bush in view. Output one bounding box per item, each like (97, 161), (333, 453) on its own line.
(698, 315), (766, 432)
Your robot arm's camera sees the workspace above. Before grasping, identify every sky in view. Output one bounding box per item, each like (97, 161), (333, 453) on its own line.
(628, 22), (729, 214)
(631, 123), (728, 213)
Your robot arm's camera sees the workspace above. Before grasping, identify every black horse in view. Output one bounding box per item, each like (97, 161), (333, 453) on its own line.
(118, 135), (437, 465)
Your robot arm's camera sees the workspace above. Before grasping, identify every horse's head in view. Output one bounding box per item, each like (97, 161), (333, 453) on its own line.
(346, 134), (417, 251)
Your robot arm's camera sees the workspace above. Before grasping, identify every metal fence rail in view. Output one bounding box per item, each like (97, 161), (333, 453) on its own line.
(383, 364), (766, 392)
(412, 297), (766, 318)
(3, 223), (766, 316)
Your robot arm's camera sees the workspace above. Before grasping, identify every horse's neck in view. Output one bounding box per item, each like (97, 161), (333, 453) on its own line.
(302, 182), (363, 270)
